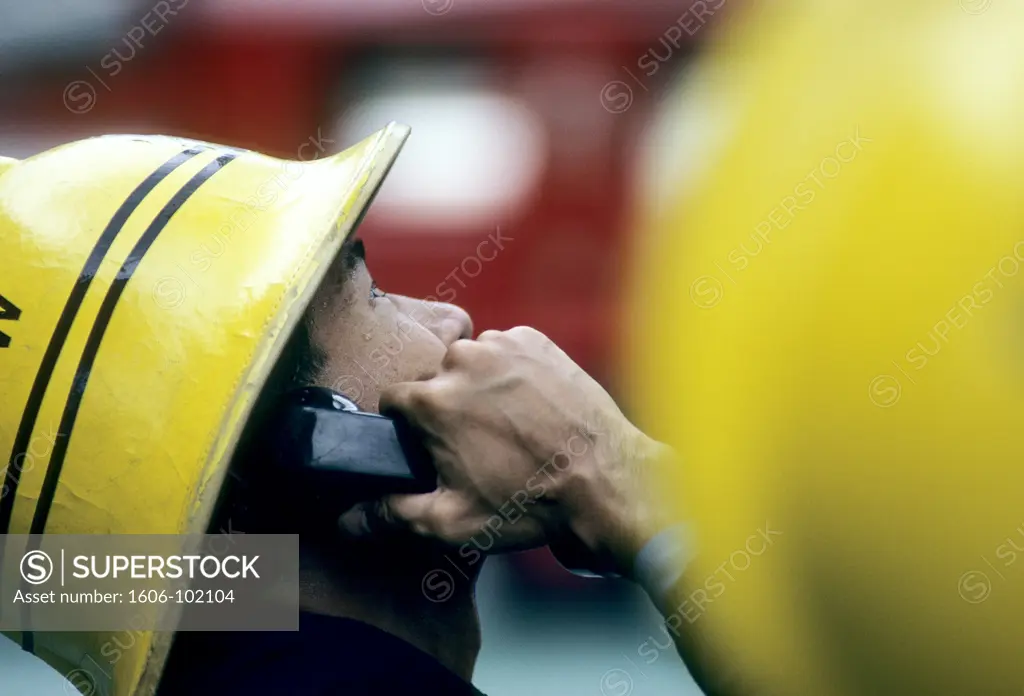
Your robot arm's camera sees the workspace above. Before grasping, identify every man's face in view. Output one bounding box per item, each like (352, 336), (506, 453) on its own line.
(308, 236), (473, 413)
(284, 236), (478, 600)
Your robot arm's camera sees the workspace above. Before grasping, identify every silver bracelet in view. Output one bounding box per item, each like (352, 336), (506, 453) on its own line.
(633, 523), (694, 604)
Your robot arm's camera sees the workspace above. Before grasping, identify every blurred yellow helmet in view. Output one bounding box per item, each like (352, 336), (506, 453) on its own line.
(631, 1), (1024, 695)
(0, 124), (409, 696)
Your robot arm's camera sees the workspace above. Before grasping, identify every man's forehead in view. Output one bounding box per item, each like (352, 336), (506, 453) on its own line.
(323, 235), (364, 287)
(305, 235), (365, 319)
(340, 235), (365, 271)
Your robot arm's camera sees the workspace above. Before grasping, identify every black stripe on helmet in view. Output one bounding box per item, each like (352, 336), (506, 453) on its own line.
(18, 151), (237, 653)
(0, 147), (208, 536)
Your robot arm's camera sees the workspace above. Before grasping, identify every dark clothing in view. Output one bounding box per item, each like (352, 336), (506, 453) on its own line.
(158, 612), (486, 696)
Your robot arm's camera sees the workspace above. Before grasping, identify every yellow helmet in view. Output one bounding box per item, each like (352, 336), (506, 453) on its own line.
(0, 124), (409, 696)
(631, 1), (1024, 695)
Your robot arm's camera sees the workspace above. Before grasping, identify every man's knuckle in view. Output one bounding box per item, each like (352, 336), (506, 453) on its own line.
(410, 519), (435, 538)
(476, 329), (504, 343)
(443, 338), (478, 367)
(382, 381), (412, 405)
(379, 385), (415, 418)
(508, 325), (547, 346)
(405, 384), (436, 412)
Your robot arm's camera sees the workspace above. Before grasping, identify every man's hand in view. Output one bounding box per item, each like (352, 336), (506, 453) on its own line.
(337, 326), (675, 576)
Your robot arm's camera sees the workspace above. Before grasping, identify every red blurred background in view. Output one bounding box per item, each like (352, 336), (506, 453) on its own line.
(0, 0), (720, 586)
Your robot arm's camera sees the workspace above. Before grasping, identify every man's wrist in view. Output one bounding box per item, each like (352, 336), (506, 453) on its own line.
(614, 433), (682, 576)
(632, 523), (694, 604)
(559, 427), (680, 577)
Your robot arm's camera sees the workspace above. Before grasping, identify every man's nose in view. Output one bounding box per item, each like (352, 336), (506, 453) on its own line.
(392, 295), (474, 345)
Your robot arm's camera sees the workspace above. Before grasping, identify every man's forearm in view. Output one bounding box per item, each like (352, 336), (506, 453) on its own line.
(591, 441), (740, 696)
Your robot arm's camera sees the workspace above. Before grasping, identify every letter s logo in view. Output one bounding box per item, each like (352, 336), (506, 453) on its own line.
(20, 550), (53, 585)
